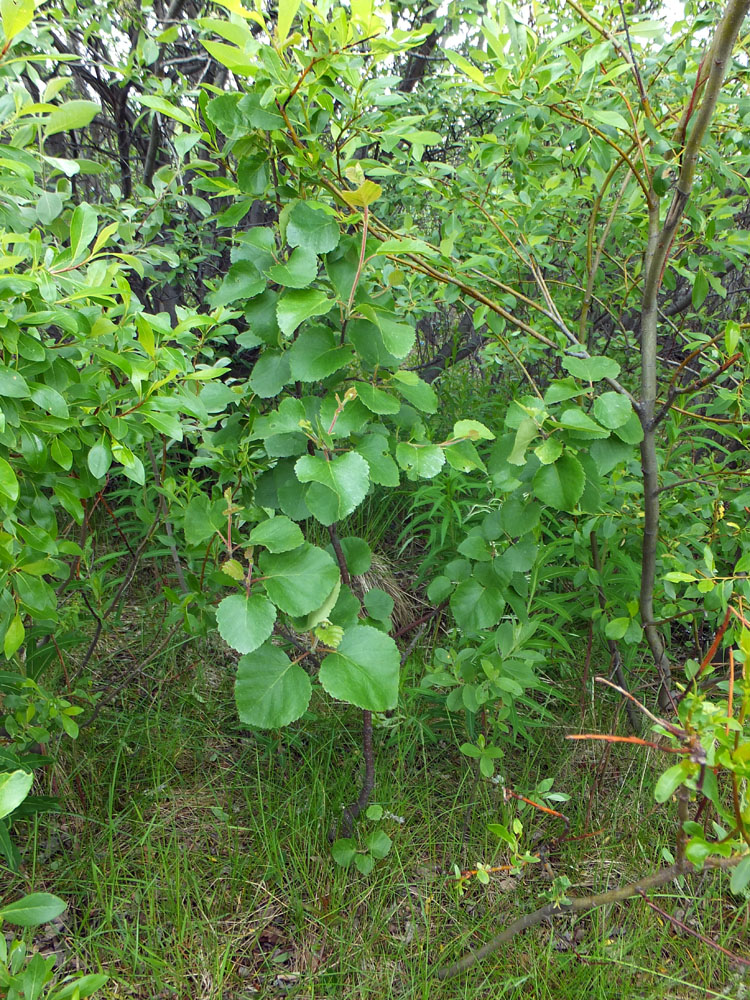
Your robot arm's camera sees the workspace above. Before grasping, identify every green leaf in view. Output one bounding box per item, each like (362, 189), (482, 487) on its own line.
(654, 763), (688, 804)
(444, 439), (486, 473)
(266, 247), (319, 289)
(355, 853), (375, 874)
(366, 829), (392, 859)
(216, 593), (276, 655)
(183, 495), (224, 547)
(69, 201), (98, 260)
(342, 180), (383, 207)
(22, 951), (51, 1000)
(452, 419), (495, 441)
(561, 355), (621, 381)
(328, 536), (372, 575)
(692, 270), (709, 309)
(210, 260), (265, 307)
(610, 410), (643, 445)
(363, 588), (394, 621)
(0, 367), (29, 398)
(235, 642), (311, 728)
(247, 516), (304, 553)
(450, 572), (505, 633)
(0, 893), (66, 928)
(0, 769), (32, 819)
(588, 106), (629, 131)
(222, 559), (245, 581)
(260, 544), (339, 617)
(558, 407), (609, 439)
(301, 578), (341, 630)
(534, 437), (563, 464)
(0, 456), (19, 503)
(589, 437), (633, 475)
(29, 383), (68, 418)
(730, 855), (750, 894)
(533, 453), (585, 510)
(593, 392), (632, 429)
(366, 309), (415, 358)
(277, 0), (302, 42)
(725, 320), (741, 355)
(44, 100), (99, 137)
(87, 441), (112, 479)
(286, 202), (340, 254)
(237, 92), (285, 127)
(287, 327), (353, 381)
(50, 974), (109, 999)
(248, 351), (291, 397)
(138, 94), (196, 127)
(396, 442), (445, 479)
(277, 289), (334, 336)
(353, 382), (401, 415)
(508, 417), (539, 464)
(1, 0), (34, 39)
(4, 613), (24, 658)
(390, 371), (437, 413)
(604, 617), (629, 640)
(201, 40), (257, 75)
(356, 433), (399, 487)
(205, 93), (245, 138)
(684, 836), (713, 869)
(331, 837), (357, 866)
(319, 624), (399, 711)
(13, 572), (56, 616)
(36, 191), (63, 225)
(295, 451), (370, 525)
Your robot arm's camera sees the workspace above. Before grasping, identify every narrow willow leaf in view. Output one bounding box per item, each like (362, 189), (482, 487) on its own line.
(0, 893), (66, 928)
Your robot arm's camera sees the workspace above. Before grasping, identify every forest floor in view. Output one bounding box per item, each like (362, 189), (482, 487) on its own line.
(5, 611), (750, 1000)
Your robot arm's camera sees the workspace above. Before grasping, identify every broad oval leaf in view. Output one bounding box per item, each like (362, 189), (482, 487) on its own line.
(44, 100), (99, 137)
(593, 391), (632, 429)
(561, 355), (621, 382)
(319, 624), (399, 711)
(654, 762), (688, 804)
(235, 643), (311, 728)
(276, 289), (334, 337)
(247, 516), (304, 553)
(396, 442), (445, 480)
(294, 451), (370, 526)
(532, 453), (585, 510)
(216, 593), (276, 654)
(287, 327), (354, 382)
(286, 202), (340, 254)
(260, 544), (339, 617)
(0, 769), (33, 820)
(87, 442), (112, 479)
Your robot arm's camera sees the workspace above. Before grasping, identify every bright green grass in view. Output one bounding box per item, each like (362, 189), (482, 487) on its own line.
(5, 636), (750, 1000)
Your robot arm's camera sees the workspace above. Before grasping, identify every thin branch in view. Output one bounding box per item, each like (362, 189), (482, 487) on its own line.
(437, 854), (747, 979)
(639, 890), (750, 967)
(147, 442), (188, 594)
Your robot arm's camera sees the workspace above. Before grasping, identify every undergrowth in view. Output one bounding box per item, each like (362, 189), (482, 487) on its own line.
(3, 614), (748, 1000)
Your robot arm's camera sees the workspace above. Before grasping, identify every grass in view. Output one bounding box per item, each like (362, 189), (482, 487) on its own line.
(4, 618), (749, 1000)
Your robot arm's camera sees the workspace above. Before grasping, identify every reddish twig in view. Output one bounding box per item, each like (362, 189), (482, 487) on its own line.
(638, 890), (750, 967)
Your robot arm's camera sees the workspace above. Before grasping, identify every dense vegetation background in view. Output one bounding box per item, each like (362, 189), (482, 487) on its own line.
(0, 0), (750, 996)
